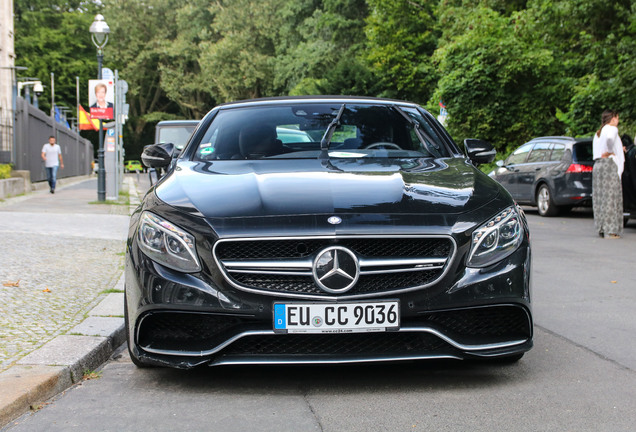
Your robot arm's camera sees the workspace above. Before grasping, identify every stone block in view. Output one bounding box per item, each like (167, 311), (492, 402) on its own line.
(89, 293), (124, 317)
(69, 316), (124, 338)
(17, 335), (113, 383)
(0, 365), (71, 427)
(0, 178), (26, 200)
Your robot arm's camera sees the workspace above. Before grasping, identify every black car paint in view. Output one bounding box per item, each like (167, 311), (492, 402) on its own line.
(125, 188), (531, 368)
(155, 158), (500, 219)
(126, 97), (532, 368)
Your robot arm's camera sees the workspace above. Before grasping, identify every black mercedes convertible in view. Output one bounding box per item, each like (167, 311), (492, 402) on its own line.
(126, 96), (532, 368)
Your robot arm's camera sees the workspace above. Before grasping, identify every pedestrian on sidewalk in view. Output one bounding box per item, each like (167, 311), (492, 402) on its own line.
(592, 110), (624, 238)
(41, 136), (64, 194)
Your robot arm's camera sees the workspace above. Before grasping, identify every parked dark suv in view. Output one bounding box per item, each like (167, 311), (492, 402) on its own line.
(490, 136), (593, 216)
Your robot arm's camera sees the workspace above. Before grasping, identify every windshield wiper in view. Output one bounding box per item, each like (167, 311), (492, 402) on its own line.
(392, 105), (441, 154)
(320, 104), (346, 152)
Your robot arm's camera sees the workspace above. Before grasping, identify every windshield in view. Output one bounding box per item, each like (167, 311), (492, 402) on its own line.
(192, 103), (449, 161)
(158, 125), (197, 149)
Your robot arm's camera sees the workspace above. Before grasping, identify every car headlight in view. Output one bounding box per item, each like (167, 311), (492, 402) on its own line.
(467, 206), (524, 268)
(137, 212), (201, 272)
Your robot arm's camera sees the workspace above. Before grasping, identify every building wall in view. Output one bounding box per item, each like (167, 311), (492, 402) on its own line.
(0, 0), (16, 163)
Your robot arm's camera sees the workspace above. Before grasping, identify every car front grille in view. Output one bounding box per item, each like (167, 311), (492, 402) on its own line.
(137, 312), (249, 352)
(215, 237), (451, 259)
(213, 236), (454, 298)
(136, 305), (531, 355)
(224, 332), (449, 356)
(419, 306), (531, 341)
(231, 271), (443, 296)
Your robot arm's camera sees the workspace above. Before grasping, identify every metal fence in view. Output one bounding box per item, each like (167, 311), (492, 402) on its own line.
(0, 105), (12, 164)
(13, 97), (93, 182)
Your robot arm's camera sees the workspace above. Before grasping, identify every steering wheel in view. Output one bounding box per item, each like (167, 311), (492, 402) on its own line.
(364, 142), (402, 150)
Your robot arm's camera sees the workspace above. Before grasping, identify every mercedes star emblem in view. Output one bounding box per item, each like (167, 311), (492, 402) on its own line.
(327, 216), (342, 225)
(312, 246), (359, 293)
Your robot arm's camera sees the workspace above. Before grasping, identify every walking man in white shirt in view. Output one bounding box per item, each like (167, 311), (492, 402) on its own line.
(41, 136), (64, 194)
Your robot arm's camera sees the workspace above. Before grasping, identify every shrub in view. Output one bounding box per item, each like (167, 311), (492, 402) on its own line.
(0, 164), (11, 180)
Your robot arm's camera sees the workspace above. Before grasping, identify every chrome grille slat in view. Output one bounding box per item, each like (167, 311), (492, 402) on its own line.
(213, 235), (455, 299)
(221, 256), (447, 275)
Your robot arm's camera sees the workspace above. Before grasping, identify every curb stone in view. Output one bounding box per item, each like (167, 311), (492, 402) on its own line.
(127, 175), (142, 215)
(30, 175), (94, 193)
(0, 176), (143, 428)
(0, 175), (94, 208)
(0, 261), (127, 428)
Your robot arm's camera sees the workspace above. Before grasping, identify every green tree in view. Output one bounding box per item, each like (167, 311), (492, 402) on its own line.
(365, 0), (438, 103)
(525, 0), (635, 137)
(283, 0), (376, 96)
(432, 4), (558, 152)
(158, 0), (217, 119)
(14, 1), (100, 115)
(103, 0), (192, 154)
(199, 0), (286, 102)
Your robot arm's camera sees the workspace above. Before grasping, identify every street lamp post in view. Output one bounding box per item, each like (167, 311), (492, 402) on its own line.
(90, 14), (110, 201)
(17, 79), (44, 108)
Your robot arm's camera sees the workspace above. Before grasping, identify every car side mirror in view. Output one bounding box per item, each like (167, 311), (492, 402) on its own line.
(142, 143), (175, 168)
(496, 160), (504, 167)
(464, 139), (496, 165)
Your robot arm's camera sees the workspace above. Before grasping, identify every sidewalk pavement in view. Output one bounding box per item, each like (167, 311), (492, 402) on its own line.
(0, 176), (143, 427)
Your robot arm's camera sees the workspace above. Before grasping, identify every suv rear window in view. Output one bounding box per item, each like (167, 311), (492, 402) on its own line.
(573, 141), (593, 162)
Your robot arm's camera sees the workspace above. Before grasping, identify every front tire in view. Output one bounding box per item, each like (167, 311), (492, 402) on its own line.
(536, 184), (559, 216)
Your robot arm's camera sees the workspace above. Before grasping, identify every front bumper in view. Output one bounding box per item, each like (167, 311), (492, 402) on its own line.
(125, 235), (532, 368)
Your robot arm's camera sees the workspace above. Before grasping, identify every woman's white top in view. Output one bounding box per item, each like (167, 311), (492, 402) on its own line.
(593, 124), (624, 177)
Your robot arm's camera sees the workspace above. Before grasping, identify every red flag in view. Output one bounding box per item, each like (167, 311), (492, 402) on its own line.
(78, 105), (99, 131)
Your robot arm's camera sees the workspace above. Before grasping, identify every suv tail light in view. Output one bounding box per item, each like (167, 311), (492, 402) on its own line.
(566, 163), (593, 173)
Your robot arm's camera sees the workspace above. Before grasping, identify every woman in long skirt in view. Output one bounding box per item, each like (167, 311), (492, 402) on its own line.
(592, 110), (624, 238)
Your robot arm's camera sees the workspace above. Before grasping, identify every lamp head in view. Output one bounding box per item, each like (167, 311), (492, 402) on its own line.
(90, 14), (110, 48)
(33, 81), (44, 96)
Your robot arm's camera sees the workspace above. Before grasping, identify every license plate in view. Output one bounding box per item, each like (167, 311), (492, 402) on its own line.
(273, 301), (400, 334)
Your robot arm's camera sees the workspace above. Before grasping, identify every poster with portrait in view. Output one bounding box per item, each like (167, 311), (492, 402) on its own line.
(89, 79), (114, 120)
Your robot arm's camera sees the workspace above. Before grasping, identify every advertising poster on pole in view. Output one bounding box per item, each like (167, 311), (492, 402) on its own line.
(89, 79), (114, 120)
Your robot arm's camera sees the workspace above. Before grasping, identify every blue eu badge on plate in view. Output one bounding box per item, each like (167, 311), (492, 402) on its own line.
(274, 304), (286, 329)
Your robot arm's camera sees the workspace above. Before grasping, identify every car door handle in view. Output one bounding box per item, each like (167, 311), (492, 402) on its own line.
(535, 167), (541, 171)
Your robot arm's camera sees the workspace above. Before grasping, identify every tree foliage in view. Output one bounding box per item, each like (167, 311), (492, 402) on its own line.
(524, 0), (636, 137)
(14, 0), (100, 115)
(365, 0), (438, 103)
(12, 0), (636, 159)
(198, 0), (285, 101)
(282, 0), (376, 96)
(432, 4), (559, 152)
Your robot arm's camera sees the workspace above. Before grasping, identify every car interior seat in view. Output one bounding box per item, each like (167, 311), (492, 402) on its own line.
(238, 123), (283, 158)
(339, 127), (364, 149)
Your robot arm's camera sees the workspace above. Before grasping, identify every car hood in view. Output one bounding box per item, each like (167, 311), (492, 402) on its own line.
(154, 158), (502, 219)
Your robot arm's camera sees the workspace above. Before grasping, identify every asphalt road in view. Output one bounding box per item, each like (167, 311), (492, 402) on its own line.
(3, 203), (636, 432)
